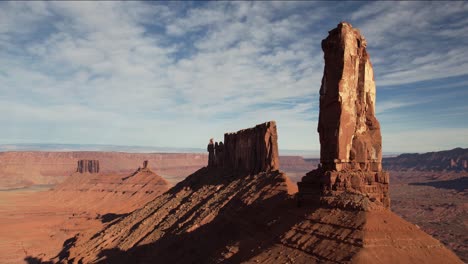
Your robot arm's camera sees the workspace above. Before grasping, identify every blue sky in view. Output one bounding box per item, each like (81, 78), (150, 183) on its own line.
(0, 1), (467, 153)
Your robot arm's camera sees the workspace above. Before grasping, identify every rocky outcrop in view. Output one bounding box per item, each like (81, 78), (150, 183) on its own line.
(54, 162), (170, 214)
(298, 22), (390, 209)
(142, 160), (148, 169)
(208, 121), (279, 174)
(224, 121), (279, 174)
(76, 160), (100, 174)
(207, 139), (215, 167)
(61, 165), (462, 264)
(318, 22), (382, 172)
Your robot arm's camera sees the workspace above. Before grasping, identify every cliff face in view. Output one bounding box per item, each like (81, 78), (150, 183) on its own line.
(208, 121), (280, 175)
(319, 22), (382, 172)
(299, 22), (389, 209)
(76, 160), (100, 173)
(383, 148), (468, 172)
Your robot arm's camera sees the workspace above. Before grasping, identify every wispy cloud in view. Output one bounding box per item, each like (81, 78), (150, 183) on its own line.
(0, 1), (467, 152)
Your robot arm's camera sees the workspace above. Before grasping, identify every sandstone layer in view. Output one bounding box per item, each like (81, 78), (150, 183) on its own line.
(0, 152), (207, 189)
(54, 168), (461, 264)
(208, 121), (279, 175)
(384, 147), (468, 172)
(51, 119), (462, 263)
(299, 22), (389, 208)
(52, 161), (170, 214)
(0, 161), (171, 264)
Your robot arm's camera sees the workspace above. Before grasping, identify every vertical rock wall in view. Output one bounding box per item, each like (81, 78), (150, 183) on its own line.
(224, 121), (279, 174)
(207, 121), (279, 175)
(76, 160), (100, 174)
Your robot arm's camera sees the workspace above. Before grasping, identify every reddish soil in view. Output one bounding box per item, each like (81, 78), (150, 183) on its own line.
(389, 171), (468, 261)
(55, 168), (461, 263)
(0, 154), (465, 263)
(0, 167), (170, 264)
(0, 152), (207, 189)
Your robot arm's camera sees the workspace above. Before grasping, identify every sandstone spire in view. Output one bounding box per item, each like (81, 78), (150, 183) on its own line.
(299, 22), (389, 208)
(319, 22), (382, 172)
(76, 160), (100, 174)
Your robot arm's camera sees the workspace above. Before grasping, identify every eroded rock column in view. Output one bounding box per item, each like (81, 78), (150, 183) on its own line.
(299, 22), (390, 209)
(76, 160), (100, 174)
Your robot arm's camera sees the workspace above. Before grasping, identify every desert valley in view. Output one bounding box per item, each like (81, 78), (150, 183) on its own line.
(0, 20), (466, 264)
(1, 148), (466, 263)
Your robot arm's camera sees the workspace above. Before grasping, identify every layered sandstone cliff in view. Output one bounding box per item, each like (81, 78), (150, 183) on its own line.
(299, 22), (389, 209)
(384, 147), (468, 172)
(207, 121), (279, 175)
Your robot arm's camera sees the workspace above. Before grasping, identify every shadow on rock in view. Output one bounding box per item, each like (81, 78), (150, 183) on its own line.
(99, 213), (130, 224)
(93, 194), (317, 264)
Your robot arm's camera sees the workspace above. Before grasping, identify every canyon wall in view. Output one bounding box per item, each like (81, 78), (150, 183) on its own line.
(384, 147), (468, 172)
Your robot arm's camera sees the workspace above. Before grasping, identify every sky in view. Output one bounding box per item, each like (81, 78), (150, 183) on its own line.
(0, 1), (467, 153)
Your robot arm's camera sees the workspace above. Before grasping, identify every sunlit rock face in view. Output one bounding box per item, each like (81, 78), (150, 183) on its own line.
(206, 121), (280, 175)
(318, 22), (382, 173)
(299, 22), (389, 209)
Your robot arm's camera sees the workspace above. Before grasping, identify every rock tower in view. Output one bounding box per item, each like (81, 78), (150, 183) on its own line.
(76, 160), (100, 174)
(298, 22), (390, 208)
(207, 121), (279, 175)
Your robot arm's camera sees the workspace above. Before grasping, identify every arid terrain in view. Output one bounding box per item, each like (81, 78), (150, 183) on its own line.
(0, 154), (315, 264)
(0, 152), (208, 189)
(1, 150), (466, 263)
(1, 19), (466, 264)
(0, 161), (171, 264)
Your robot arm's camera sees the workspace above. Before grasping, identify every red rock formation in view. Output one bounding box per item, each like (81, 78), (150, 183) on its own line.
(207, 139), (215, 167)
(299, 22), (389, 209)
(222, 121), (279, 174)
(142, 160), (149, 169)
(214, 141), (224, 167)
(319, 22), (382, 172)
(76, 160), (100, 174)
(383, 148), (468, 172)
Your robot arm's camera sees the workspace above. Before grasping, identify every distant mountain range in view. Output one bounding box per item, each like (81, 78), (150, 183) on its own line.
(383, 147), (468, 172)
(2, 144), (466, 172)
(0, 143), (322, 158)
(0, 143), (407, 158)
